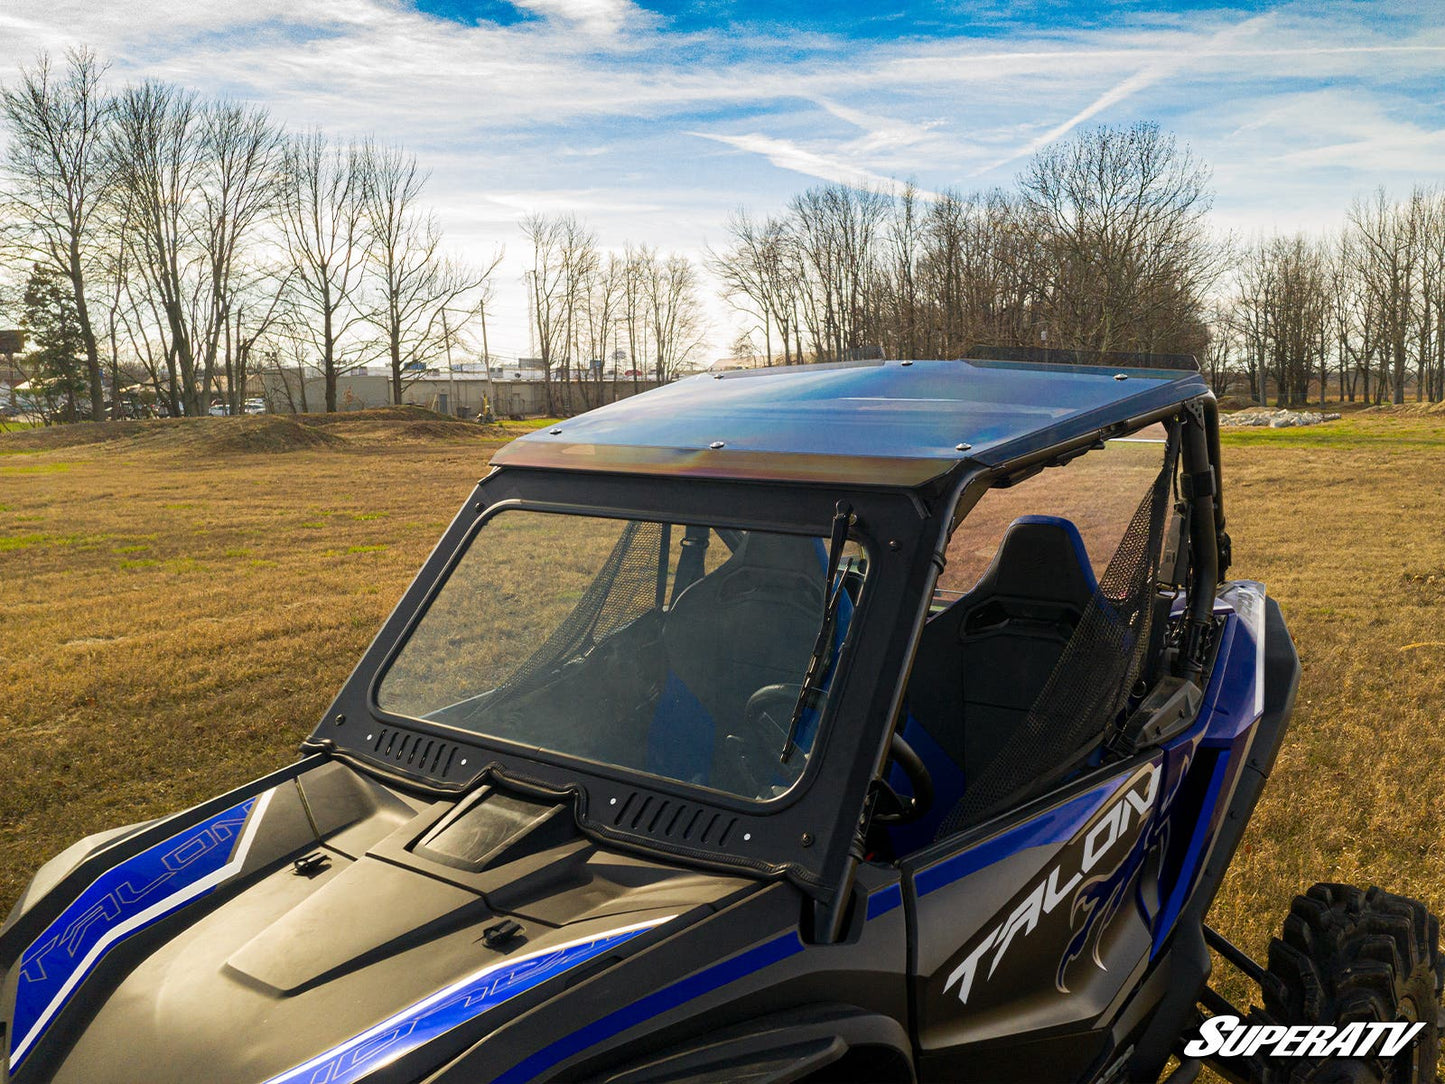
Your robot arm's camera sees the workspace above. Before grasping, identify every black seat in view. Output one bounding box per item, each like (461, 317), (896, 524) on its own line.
(646, 532), (827, 785)
(907, 516), (1097, 788)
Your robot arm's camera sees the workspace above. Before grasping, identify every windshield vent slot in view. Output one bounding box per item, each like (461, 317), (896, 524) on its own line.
(371, 727), (457, 777)
(610, 793), (736, 846)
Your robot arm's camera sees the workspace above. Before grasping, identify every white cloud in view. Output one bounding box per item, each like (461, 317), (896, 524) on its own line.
(1, 0), (1442, 358)
(687, 130), (939, 198)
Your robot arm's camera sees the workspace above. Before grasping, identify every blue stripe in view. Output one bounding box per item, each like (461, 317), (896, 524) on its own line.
(10, 797), (257, 1072)
(913, 778), (1124, 897)
(494, 931), (805, 1084)
(866, 883), (902, 920)
(261, 924), (660, 1084)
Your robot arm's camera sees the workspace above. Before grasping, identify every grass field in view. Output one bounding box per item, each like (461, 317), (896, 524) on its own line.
(3, 407), (1444, 1031)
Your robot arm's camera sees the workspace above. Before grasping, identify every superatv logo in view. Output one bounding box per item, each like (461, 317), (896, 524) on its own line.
(943, 765), (1160, 1006)
(1184, 1015), (1426, 1060)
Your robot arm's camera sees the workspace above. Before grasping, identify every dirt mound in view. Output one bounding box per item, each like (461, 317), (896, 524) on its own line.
(297, 405), (450, 426)
(0, 408), (508, 456)
(291, 407), (508, 444)
(1362, 401), (1445, 416)
(0, 415), (339, 455)
(0, 418), (154, 451)
(188, 416), (343, 453)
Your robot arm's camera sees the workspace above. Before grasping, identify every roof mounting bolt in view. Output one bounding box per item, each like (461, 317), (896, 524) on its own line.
(743, 832), (752, 841)
(713, 372), (724, 379)
(955, 442), (972, 452)
(1114, 373), (1129, 381)
(549, 427), (563, 435)
(800, 832), (814, 847)
(900, 359), (913, 366)
(334, 713), (345, 726)
(709, 441), (725, 450)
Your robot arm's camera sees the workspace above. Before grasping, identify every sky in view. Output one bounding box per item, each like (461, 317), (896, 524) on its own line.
(1, 0), (1442, 360)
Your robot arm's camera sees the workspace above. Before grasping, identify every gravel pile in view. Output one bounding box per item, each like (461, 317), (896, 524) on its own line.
(1220, 408), (1342, 428)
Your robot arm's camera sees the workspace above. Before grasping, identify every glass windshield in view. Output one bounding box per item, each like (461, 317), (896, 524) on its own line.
(376, 511), (865, 801)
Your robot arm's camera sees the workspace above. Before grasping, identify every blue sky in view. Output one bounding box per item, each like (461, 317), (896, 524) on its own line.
(2, 0), (1442, 358)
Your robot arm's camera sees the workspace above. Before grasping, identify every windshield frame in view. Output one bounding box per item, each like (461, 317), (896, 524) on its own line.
(311, 464), (957, 896)
(365, 497), (870, 810)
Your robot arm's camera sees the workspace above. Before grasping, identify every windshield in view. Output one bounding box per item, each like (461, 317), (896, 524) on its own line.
(375, 510), (865, 801)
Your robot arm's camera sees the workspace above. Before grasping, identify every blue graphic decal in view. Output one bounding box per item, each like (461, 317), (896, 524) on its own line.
(1151, 751), (1231, 952)
(261, 920), (669, 1084)
(866, 883), (902, 920)
(495, 931), (805, 1084)
(10, 796), (260, 1072)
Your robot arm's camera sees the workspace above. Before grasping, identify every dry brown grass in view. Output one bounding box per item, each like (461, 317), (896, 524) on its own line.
(1208, 416), (1445, 1008)
(0, 412), (508, 912)
(3, 409), (1444, 1046)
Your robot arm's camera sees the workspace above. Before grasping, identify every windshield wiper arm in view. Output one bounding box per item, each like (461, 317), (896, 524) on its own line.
(780, 501), (855, 763)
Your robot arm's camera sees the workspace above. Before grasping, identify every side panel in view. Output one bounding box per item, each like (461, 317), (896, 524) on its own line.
(905, 757), (1172, 1079)
(901, 595), (1269, 1082)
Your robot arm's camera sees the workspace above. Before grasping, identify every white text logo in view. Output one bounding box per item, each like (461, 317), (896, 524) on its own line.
(1183, 1015), (1426, 1060)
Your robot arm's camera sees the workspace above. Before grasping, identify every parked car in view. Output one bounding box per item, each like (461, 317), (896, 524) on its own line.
(208, 401), (231, 416)
(243, 398), (266, 415)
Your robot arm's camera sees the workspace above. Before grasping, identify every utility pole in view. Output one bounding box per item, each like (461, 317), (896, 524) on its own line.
(442, 307), (456, 417)
(479, 301), (496, 421)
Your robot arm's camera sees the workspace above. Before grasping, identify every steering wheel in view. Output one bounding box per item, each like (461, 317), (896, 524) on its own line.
(871, 732), (934, 825)
(742, 683), (801, 744)
(723, 684), (805, 797)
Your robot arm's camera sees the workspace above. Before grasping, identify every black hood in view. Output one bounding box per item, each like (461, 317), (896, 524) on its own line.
(1, 760), (759, 1084)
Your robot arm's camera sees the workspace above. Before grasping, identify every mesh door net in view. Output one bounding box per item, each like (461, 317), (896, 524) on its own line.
(935, 430), (1181, 838)
(489, 520), (666, 706)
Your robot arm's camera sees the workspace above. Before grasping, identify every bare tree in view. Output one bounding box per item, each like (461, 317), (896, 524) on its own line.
(1348, 188), (1420, 405)
(361, 142), (494, 406)
(1020, 123), (1217, 358)
(199, 102), (283, 411)
(789, 184), (890, 362)
(522, 212), (597, 414)
(620, 243), (654, 388)
(522, 211), (568, 414)
(1232, 234), (1332, 406)
(1, 49), (113, 420)
(277, 130), (369, 412)
(108, 80), (211, 415)
(648, 253), (706, 380)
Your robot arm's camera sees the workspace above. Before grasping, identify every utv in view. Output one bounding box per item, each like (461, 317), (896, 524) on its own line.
(2, 354), (1440, 1084)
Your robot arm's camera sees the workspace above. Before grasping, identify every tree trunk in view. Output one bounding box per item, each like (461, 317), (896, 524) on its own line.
(68, 243), (105, 421)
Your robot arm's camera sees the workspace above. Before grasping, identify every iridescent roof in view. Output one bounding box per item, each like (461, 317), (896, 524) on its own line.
(490, 358), (1207, 488)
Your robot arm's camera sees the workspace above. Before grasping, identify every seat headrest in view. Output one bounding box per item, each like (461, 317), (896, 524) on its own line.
(726, 531), (829, 583)
(973, 515), (1097, 605)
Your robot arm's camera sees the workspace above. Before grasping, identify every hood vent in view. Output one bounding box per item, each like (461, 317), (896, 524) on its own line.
(611, 792), (736, 847)
(415, 787), (574, 872)
(372, 727), (457, 777)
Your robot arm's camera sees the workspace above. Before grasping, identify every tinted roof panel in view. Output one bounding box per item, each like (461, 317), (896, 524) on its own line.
(491, 358), (1208, 487)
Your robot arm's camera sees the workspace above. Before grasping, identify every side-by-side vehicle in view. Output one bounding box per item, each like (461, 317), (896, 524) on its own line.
(4, 353), (1440, 1084)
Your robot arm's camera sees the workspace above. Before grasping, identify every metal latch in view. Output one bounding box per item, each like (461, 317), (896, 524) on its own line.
(482, 918), (524, 948)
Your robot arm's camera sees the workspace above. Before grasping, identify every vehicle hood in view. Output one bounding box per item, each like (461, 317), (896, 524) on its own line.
(1, 760), (756, 1084)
